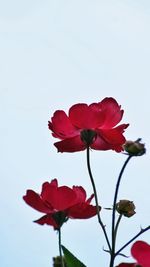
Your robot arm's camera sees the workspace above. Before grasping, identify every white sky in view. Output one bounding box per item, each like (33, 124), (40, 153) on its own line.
(0, 1), (150, 267)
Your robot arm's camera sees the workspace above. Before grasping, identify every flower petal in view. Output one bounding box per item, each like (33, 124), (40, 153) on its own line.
(41, 182), (78, 211)
(86, 194), (94, 204)
(72, 186), (87, 202)
(68, 203), (99, 219)
(131, 241), (150, 267)
(54, 135), (86, 152)
(34, 214), (58, 229)
(41, 179), (58, 198)
(96, 124), (129, 152)
(23, 190), (53, 213)
(69, 103), (104, 128)
(98, 97), (124, 128)
(48, 110), (78, 139)
(91, 134), (112, 150)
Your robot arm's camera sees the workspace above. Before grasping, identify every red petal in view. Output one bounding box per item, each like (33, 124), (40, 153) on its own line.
(72, 186), (86, 202)
(91, 134), (113, 151)
(69, 103), (104, 129)
(68, 203), (99, 219)
(131, 241), (150, 267)
(41, 182), (78, 211)
(86, 194), (94, 204)
(41, 182), (57, 204)
(100, 125), (127, 144)
(41, 179), (58, 198)
(48, 110), (78, 139)
(53, 186), (79, 210)
(96, 124), (129, 152)
(34, 214), (58, 229)
(98, 97), (124, 128)
(23, 190), (53, 213)
(54, 135), (86, 152)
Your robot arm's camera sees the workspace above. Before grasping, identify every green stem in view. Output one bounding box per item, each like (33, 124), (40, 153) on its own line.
(58, 228), (64, 267)
(86, 147), (111, 252)
(115, 225), (150, 256)
(114, 214), (122, 243)
(110, 155), (132, 267)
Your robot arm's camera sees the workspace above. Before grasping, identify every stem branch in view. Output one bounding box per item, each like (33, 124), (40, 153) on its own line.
(116, 225), (150, 256)
(86, 147), (111, 252)
(110, 155), (132, 267)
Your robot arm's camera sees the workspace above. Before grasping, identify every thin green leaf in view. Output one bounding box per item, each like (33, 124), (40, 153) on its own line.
(61, 245), (87, 267)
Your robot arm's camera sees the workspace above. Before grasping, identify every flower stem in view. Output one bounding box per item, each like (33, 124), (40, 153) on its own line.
(115, 225), (150, 256)
(58, 228), (65, 267)
(86, 147), (111, 252)
(110, 155), (132, 267)
(114, 214), (122, 243)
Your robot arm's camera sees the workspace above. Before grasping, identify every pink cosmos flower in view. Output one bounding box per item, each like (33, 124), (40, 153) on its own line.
(48, 97), (129, 153)
(117, 241), (150, 267)
(23, 179), (99, 230)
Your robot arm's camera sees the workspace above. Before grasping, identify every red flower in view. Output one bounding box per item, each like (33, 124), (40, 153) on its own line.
(23, 179), (99, 230)
(117, 241), (150, 267)
(48, 97), (129, 153)
(131, 241), (150, 267)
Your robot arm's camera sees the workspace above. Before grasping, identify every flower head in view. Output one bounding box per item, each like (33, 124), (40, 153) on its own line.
(48, 97), (129, 153)
(23, 179), (99, 230)
(117, 241), (150, 267)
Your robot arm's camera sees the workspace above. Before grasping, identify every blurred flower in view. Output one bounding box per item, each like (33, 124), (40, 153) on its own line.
(116, 200), (136, 218)
(124, 139), (146, 156)
(48, 97), (129, 152)
(131, 241), (150, 267)
(53, 256), (67, 267)
(23, 179), (99, 230)
(117, 240), (150, 267)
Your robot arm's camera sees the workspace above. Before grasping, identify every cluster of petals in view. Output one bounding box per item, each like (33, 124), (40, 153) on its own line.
(23, 179), (99, 229)
(117, 241), (150, 267)
(48, 97), (129, 153)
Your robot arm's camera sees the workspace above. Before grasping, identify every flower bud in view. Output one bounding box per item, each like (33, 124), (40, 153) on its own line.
(53, 256), (66, 267)
(124, 139), (146, 156)
(80, 129), (97, 146)
(116, 200), (136, 218)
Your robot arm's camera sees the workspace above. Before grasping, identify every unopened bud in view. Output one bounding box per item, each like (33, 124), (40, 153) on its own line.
(53, 256), (66, 267)
(124, 139), (146, 156)
(116, 200), (136, 218)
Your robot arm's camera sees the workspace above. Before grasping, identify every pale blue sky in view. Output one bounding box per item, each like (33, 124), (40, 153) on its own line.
(0, 1), (150, 267)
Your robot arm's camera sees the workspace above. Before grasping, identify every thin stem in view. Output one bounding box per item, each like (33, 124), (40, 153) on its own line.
(86, 147), (111, 252)
(58, 228), (65, 267)
(115, 225), (150, 256)
(110, 155), (132, 267)
(114, 214), (122, 243)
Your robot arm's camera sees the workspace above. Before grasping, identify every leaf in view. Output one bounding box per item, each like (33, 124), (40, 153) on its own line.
(61, 245), (87, 267)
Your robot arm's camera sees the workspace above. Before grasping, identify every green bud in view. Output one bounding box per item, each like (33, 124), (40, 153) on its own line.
(53, 256), (67, 267)
(124, 138), (146, 156)
(116, 200), (136, 218)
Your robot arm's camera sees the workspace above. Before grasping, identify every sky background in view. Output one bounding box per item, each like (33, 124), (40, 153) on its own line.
(0, 1), (150, 266)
